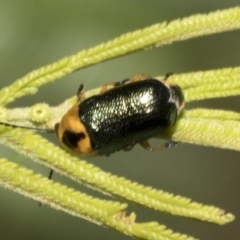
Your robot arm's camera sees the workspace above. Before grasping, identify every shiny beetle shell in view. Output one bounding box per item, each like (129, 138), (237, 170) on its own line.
(55, 74), (185, 156)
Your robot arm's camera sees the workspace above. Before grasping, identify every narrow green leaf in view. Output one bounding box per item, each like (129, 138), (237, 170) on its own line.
(0, 158), (197, 240)
(0, 7), (239, 106)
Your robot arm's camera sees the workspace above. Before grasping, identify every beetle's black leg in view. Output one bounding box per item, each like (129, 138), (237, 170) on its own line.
(77, 84), (84, 96)
(163, 72), (173, 81)
(101, 74), (152, 94)
(140, 140), (178, 152)
(77, 84), (85, 102)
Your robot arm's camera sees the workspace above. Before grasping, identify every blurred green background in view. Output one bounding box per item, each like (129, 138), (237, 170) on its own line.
(0, 1), (239, 240)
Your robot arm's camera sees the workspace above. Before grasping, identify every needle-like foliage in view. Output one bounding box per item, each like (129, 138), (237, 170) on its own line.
(0, 7), (239, 240)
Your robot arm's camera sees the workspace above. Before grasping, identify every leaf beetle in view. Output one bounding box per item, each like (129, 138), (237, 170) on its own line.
(55, 74), (185, 156)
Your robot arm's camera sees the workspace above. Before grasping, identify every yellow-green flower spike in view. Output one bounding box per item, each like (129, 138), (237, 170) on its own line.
(0, 158), (197, 240)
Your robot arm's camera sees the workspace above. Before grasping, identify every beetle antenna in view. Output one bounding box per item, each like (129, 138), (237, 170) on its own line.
(0, 121), (55, 133)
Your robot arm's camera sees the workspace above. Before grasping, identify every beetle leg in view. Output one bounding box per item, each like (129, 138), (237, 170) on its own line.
(100, 82), (121, 94)
(163, 72), (173, 81)
(100, 74), (152, 94)
(140, 140), (178, 151)
(121, 78), (131, 85)
(77, 84), (85, 102)
(129, 74), (152, 83)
